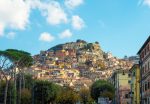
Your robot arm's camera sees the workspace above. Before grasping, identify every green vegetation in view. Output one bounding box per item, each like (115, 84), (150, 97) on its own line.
(33, 80), (61, 104)
(0, 74), (115, 104)
(79, 87), (93, 104)
(0, 49), (33, 104)
(48, 44), (64, 51)
(56, 87), (79, 104)
(21, 88), (31, 104)
(95, 41), (99, 44)
(91, 80), (115, 102)
(0, 49), (115, 104)
(0, 81), (16, 104)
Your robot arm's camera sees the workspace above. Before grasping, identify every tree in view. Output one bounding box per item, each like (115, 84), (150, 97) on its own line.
(79, 87), (93, 104)
(0, 81), (16, 104)
(5, 49), (33, 67)
(20, 88), (31, 104)
(56, 87), (79, 104)
(0, 50), (15, 104)
(33, 80), (61, 104)
(86, 43), (94, 51)
(95, 41), (99, 44)
(24, 74), (33, 90)
(6, 49), (33, 104)
(91, 80), (115, 102)
(16, 73), (34, 104)
(0, 49), (33, 104)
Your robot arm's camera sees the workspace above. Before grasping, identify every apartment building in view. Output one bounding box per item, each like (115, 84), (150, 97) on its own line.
(129, 64), (140, 104)
(110, 70), (131, 104)
(138, 36), (150, 104)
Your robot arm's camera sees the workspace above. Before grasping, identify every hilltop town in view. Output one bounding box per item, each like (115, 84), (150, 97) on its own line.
(1, 0), (150, 103)
(26, 39), (136, 89)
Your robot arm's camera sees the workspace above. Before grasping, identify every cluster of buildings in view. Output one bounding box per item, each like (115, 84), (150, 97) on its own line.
(27, 40), (134, 91)
(104, 52), (134, 70)
(109, 65), (140, 104)
(109, 36), (150, 104)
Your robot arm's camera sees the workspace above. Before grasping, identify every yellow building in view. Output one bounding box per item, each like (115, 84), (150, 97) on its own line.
(110, 69), (131, 104)
(129, 64), (140, 104)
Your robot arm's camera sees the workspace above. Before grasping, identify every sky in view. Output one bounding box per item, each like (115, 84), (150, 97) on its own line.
(0, 0), (150, 58)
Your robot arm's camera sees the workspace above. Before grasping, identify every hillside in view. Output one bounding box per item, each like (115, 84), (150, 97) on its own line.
(31, 40), (134, 88)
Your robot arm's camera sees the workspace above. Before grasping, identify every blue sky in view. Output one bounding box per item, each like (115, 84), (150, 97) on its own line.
(0, 0), (150, 58)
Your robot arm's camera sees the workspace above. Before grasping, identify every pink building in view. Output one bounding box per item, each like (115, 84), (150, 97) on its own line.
(119, 86), (131, 104)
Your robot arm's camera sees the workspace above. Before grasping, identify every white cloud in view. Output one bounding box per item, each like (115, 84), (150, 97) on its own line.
(39, 32), (55, 42)
(0, 23), (5, 36)
(6, 32), (16, 39)
(143, 0), (150, 6)
(46, 2), (68, 25)
(0, 0), (68, 37)
(65, 0), (84, 9)
(32, 1), (68, 25)
(72, 15), (85, 30)
(0, 0), (30, 35)
(59, 29), (72, 39)
(0, 0), (85, 40)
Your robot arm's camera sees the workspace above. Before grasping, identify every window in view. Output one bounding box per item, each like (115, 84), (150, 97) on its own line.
(133, 72), (135, 76)
(122, 71), (125, 75)
(142, 52), (144, 58)
(145, 65), (147, 71)
(145, 48), (146, 55)
(143, 84), (145, 92)
(145, 83), (147, 91)
(148, 62), (150, 71)
(141, 52), (144, 59)
(147, 45), (149, 52)
(128, 73), (131, 77)
(125, 94), (129, 98)
(128, 80), (131, 84)
(148, 82), (150, 89)
(143, 67), (145, 74)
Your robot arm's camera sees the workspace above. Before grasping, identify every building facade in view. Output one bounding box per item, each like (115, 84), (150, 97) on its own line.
(110, 70), (131, 104)
(138, 36), (150, 104)
(129, 64), (140, 104)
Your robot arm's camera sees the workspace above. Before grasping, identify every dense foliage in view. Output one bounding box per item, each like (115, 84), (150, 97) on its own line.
(33, 80), (61, 104)
(79, 87), (93, 104)
(56, 87), (79, 104)
(91, 80), (115, 102)
(5, 49), (33, 67)
(0, 81), (16, 104)
(21, 88), (31, 104)
(0, 49), (33, 104)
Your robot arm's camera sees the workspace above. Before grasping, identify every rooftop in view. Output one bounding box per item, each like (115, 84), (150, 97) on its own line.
(137, 35), (150, 54)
